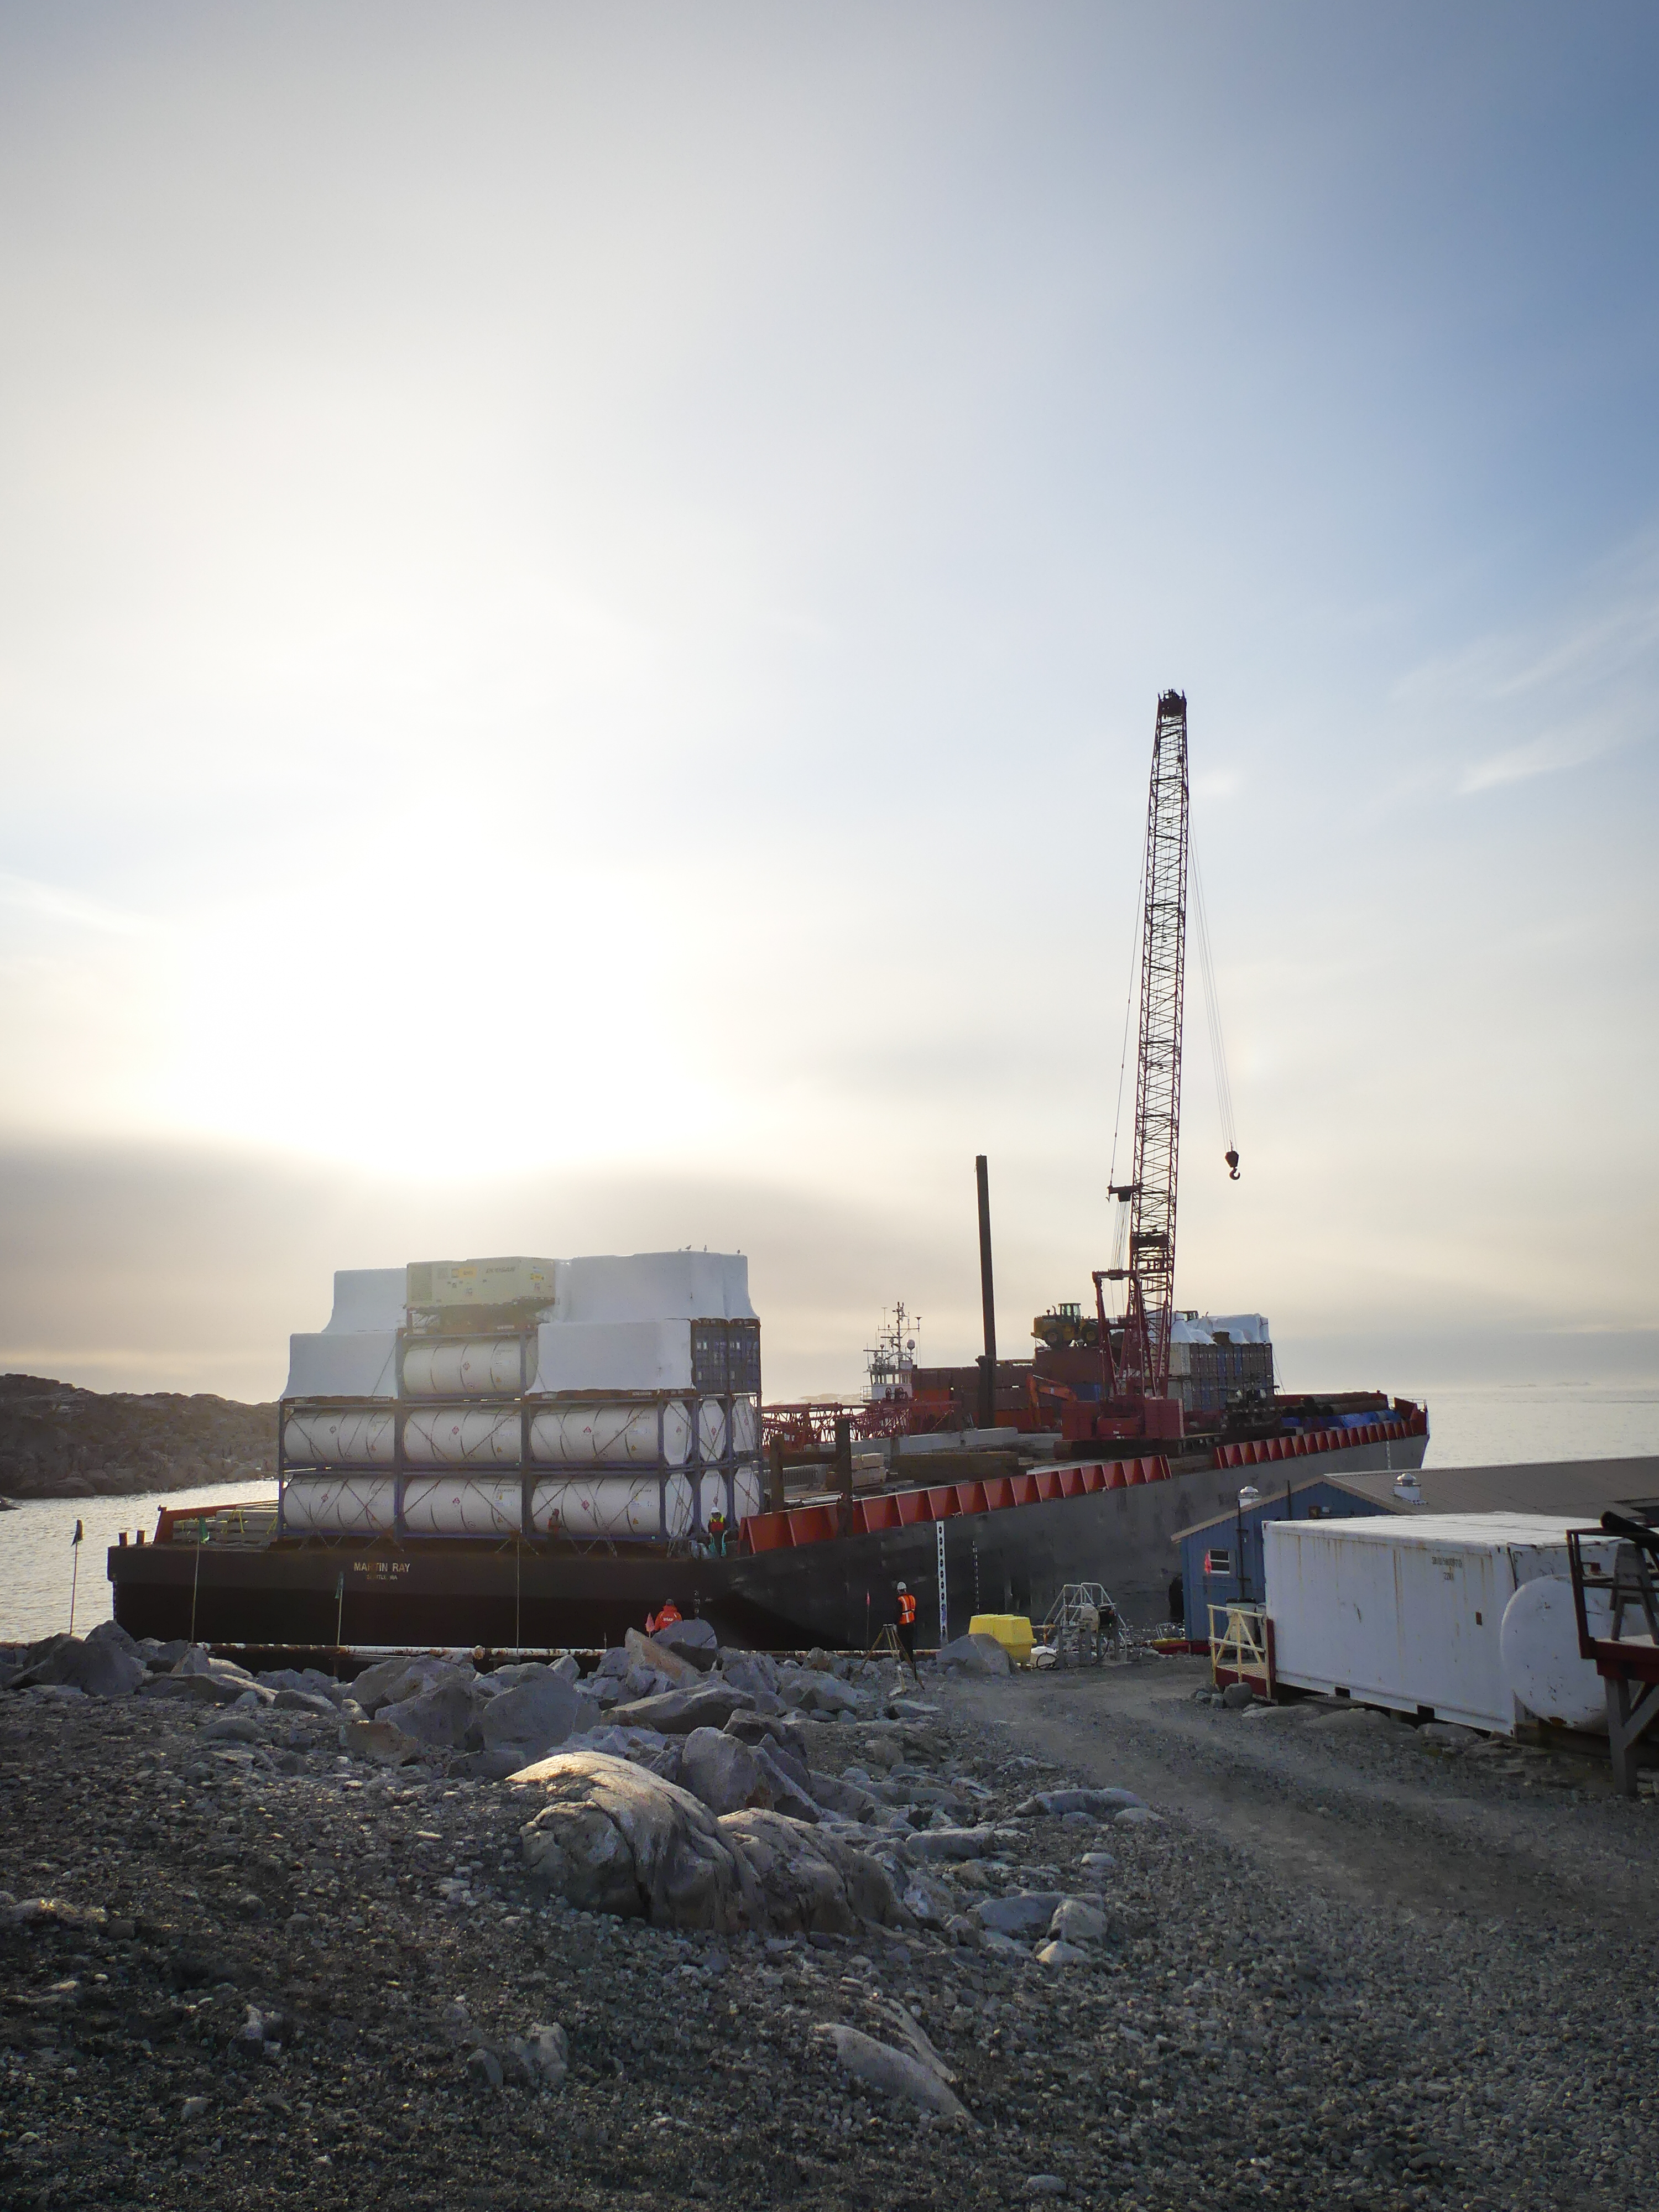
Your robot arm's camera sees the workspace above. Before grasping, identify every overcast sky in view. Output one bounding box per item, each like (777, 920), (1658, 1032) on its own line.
(1, 4), (1656, 1404)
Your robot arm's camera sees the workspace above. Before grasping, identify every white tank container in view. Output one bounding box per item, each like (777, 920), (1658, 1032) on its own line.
(529, 1401), (691, 1468)
(401, 1476), (525, 1538)
(403, 1408), (523, 1466)
(401, 1339), (530, 1397)
(699, 1461), (764, 1532)
(1499, 1575), (1612, 1731)
(733, 1460), (763, 1522)
(282, 1475), (397, 1534)
(530, 1472), (694, 1542)
(698, 1398), (728, 1462)
(732, 1396), (759, 1457)
(284, 1408), (397, 1467)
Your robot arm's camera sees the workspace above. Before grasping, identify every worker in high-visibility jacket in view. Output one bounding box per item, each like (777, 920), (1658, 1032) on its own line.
(895, 1580), (919, 1679)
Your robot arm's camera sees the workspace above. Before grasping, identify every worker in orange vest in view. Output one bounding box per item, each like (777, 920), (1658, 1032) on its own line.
(895, 1580), (919, 1679)
(647, 1600), (683, 1636)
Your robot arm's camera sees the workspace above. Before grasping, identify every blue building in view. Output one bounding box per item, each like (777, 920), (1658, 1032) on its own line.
(1171, 1473), (1396, 1641)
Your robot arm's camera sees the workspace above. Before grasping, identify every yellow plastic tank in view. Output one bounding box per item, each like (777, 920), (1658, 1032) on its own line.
(968, 1613), (1035, 1667)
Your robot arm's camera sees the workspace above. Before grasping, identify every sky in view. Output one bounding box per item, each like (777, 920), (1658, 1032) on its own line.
(1, 3), (1656, 1408)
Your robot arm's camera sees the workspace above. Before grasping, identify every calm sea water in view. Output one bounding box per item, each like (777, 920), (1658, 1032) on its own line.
(3, 1383), (1656, 1644)
(1419, 1381), (1659, 1470)
(2, 1481), (277, 1646)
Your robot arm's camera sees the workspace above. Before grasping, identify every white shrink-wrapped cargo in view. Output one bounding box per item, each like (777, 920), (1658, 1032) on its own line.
(529, 1401), (691, 1468)
(401, 1339), (531, 1397)
(282, 1475), (397, 1534)
(404, 1408), (523, 1466)
(284, 1408), (397, 1467)
(530, 1472), (695, 1542)
(401, 1477), (524, 1538)
(698, 1398), (728, 1462)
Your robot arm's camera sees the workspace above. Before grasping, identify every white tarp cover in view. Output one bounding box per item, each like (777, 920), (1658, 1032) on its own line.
(284, 1332), (400, 1400)
(1171, 1311), (1271, 1346)
(552, 1251), (755, 1325)
(532, 1319), (696, 1393)
(324, 1270), (408, 1333)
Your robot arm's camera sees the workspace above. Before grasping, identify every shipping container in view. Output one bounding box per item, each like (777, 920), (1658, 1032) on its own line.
(1264, 1512), (1616, 1735)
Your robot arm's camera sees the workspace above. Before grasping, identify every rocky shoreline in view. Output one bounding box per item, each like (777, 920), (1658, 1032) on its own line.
(3, 1625), (1656, 2210)
(0, 1374), (275, 1502)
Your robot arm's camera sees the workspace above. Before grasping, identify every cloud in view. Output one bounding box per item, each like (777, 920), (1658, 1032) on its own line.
(0, 871), (145, 937)
(1395, 534), (1659, 797)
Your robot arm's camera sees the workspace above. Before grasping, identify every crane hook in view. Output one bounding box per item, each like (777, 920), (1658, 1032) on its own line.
(1225, 1149), (1240, 1182)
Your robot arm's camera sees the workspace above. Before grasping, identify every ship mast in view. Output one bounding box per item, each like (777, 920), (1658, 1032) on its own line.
(1104, 690), (1189, 1401)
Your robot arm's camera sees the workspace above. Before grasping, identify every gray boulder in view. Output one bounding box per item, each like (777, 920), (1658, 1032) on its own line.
(780, 1670), (862, 1718)
(379, 1683), (482, 1752)
(624, 1628), (704, 1687)
(515, 1750), (907, 1934)
(607, 1685), (755, 1735)
(11, 1631), (145, 1699)
(505, 2021), (568, 2089)
(811, 2023), (969, 2120)
(719, 1650), (779, 1698)
(86, 1619), (142, 1656)
(678, 1726), (769, 1816)
(201, 1713), (267, 1745)
(140, 1647), (269, 1705)
(902, 1826), (1021, 1864)
(273, 1687), (337, 1715)
(1220, 1681), (1258, 1710)
(900, 1875), (955, 1929)
(973, 1891), (1066, 1938)
(1014, 1786), (1145, 1817)
(1050, 1898), (1107, 1944)
(340, 1716), (421, 1766)
(936, 1632), (1012, 1677)
(593, 1647), (632, 1681)
(652, 1619), (719, 1669)
(258, 1666), (347, 1703)
(479, 1668), (581, 1763)
(752, 1744), (821, 1824)
(350, 1655), (475, 1716)
(807, 1769), (880, 1822)
(1035, 1939), (1091, 1968)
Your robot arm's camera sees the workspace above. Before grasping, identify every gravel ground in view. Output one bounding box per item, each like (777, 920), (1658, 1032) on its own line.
(3, 1655), (1656, 2211)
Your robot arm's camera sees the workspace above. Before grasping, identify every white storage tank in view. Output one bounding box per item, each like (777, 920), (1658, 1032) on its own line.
(403, 1408), (523, 1467)
(401, 1339), (531, 1397)
(698, 1398), (728, 1462)
(282, 1475), (398, 1535)
(530, 1472), (695, 1543)
(529, 1401), (692, 1468)
(283, 1408), (397, 1468)
(1265, 1513), (1616, 1735)
(401, 1476), (524, 1538)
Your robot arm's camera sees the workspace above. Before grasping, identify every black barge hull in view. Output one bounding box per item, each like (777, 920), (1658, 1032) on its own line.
(108, 1431), (1424, 1651)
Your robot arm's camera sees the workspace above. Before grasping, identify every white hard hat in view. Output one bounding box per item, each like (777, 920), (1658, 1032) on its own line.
(896, 1580), (907, 1592)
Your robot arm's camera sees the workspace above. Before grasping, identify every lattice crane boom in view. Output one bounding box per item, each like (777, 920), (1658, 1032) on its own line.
(1103, 689), (1189, 1402)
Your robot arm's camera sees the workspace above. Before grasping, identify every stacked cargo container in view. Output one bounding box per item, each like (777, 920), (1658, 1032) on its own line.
(277, 1252), (762, 1546)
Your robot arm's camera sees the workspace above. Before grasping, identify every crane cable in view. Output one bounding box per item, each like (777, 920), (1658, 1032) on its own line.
(1191, 838), (1240, 1178)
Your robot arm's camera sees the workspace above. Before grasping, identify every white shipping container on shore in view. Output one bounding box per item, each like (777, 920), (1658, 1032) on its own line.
(1264, 1514), (1616, 1735)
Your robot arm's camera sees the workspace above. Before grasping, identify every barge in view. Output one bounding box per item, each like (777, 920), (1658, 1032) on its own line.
(108, 1247), (1426, 1651)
